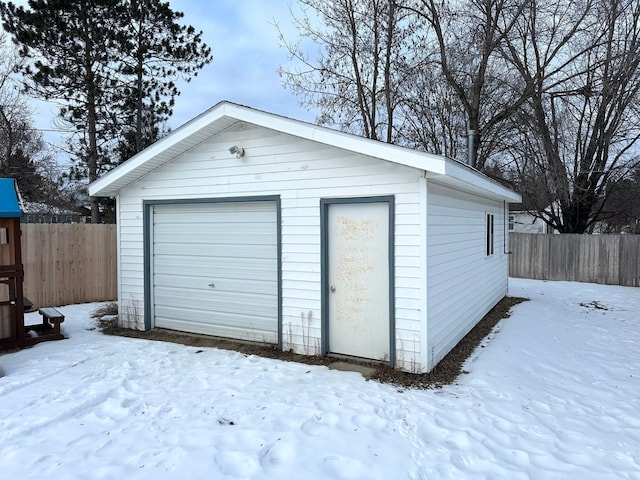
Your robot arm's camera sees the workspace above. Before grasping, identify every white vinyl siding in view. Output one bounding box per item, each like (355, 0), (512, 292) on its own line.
(426, 182), (508, 369)
(112, 120), (514, 372)
(115, 123), (424, 367)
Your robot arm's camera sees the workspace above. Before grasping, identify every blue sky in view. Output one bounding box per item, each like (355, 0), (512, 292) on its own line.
(167, 0), (316, 126)
(10, 0), (317, 161)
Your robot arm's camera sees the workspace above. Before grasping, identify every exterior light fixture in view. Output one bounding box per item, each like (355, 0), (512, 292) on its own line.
(229, 145), (244, 158)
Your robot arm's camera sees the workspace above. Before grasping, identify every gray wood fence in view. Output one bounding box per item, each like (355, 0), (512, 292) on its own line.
(509, 233), (640, 287)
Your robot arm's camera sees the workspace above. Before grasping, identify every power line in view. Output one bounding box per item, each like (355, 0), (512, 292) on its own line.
(28, 127), (76, 133)
(1, 126), (76, 133)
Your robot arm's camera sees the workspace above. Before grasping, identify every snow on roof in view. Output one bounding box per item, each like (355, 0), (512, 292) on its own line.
(88, 101), (521, 203)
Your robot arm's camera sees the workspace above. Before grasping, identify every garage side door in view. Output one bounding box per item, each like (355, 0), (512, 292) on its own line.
(152, 201), (278, 343)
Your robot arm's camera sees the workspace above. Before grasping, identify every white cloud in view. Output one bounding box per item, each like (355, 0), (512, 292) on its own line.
(168, 0), (315, 127)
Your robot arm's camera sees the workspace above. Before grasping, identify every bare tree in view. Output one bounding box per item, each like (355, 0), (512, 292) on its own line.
(279, 0), (640, 236)
(399, 0), (534, 169)
(279, 0), (536, 166)
(504, 0), (640, 233)
(400, 72), (466, 158)
(0, 30), (27, 169)
(0, 31), (53, 201)
(278, 0), (420, 143)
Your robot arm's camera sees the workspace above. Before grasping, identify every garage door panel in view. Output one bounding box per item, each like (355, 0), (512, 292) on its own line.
(155, 305), (275, 329)
(154, 264), (277, 281)
(154, 218), (274, 229)
(156, 221), (276, 238)
(158, 235), (278, 249)
(155, 294), (277, 317)
(155, 205), (274, 221)
(152, 200), (278, 343)
(153, 276), (278, 296)
(155, 308), (277, 343)
(154, 256), (276, 272)
(154, 243), (277, 259)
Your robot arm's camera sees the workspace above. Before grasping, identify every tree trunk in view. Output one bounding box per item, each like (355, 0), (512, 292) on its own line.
(84, 20), (100, 224)
(135, 0), (146, 153)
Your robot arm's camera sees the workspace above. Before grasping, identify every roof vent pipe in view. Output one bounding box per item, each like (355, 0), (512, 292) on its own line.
(467, 129), (477, 167)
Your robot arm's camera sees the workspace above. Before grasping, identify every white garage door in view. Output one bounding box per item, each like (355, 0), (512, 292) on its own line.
(152, 201), (278, 343)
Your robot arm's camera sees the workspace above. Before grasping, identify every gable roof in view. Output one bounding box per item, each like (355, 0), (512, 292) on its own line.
(88, 101), (521, 202)
(0, 178), (23, 218)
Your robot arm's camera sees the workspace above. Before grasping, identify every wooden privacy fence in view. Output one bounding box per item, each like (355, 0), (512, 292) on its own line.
(509, 233), (640, 287)
(21, 224), (117, 307)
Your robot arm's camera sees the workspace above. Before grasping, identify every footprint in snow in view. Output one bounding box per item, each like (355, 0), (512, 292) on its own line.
(214, 451), (260, 478)
(260, 441), (295, 467)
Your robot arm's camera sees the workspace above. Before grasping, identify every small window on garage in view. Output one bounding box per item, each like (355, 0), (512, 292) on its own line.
(486, 213), (494, 256)
(508, 214), (515, 231)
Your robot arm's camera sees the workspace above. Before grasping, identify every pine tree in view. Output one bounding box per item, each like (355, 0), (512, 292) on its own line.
(1, 0), (212, 220)
(1, 0), (123, 222)
(116, 0), (211, 159)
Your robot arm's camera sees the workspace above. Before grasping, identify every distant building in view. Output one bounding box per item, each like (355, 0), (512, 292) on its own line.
(508, 206), (554, 234)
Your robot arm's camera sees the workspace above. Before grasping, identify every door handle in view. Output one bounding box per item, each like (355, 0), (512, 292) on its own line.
(330, 285), (336, 293)
(208, 283), (215, 288)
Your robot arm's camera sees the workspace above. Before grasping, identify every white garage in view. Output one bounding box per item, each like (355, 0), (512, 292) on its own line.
(150, 199), (279, 343)
(89, 101), (521, 373)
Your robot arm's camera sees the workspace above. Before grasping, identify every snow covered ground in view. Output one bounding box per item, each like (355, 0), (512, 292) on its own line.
(1, 278), (639, 479)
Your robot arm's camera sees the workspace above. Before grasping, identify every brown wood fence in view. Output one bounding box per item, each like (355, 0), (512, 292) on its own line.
(21, 224), (117, 307)
(509, 233), (640, 287)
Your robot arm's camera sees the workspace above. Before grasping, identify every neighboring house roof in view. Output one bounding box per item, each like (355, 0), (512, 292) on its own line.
(0, 178), (23, 218)
(89, 101), (521, 202)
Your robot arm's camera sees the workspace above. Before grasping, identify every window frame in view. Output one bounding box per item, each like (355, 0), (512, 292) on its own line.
(486, 213), (494, 256)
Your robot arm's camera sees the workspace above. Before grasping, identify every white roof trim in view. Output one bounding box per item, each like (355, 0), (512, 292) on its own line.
(89, 101), (521, 202)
